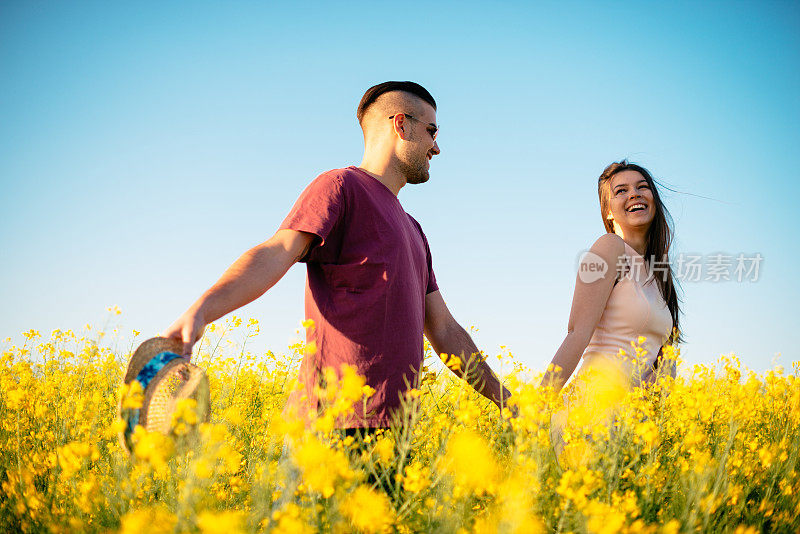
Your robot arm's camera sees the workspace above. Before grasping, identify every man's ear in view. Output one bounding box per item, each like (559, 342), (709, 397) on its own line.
(392, 114), (409, 140)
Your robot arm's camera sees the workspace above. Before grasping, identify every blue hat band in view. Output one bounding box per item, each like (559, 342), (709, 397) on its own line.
(124, 351), (185, 439)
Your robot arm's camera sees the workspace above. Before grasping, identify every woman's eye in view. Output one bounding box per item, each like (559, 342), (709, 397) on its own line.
(615, 189), (625, 195)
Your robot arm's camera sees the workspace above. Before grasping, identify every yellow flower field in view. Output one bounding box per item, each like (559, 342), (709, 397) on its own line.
(1, 317), (798, 533)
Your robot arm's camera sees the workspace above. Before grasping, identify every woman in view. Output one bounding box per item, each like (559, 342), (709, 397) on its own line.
(543, 160), (681, 402)
(543, 160), (681, 464)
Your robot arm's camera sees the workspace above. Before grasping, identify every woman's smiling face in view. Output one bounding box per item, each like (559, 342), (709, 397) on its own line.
(608, 170), (655, 231)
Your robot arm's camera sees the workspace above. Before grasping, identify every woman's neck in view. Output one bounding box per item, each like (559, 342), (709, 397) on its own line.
(613, 224), (649, 257)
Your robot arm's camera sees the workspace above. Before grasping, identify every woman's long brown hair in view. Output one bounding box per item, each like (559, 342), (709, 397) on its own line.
(598, 160), (682, 344)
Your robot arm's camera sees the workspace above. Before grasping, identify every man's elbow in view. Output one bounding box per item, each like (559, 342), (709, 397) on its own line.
(423, 321), (450, 352)
(265, 229), (314, 262)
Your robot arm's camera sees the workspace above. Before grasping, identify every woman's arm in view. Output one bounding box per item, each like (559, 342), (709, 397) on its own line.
(540, 234), (625, 392)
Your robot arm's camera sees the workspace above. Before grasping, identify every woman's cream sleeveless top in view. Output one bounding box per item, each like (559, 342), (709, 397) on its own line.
(580, 241), (673, 386)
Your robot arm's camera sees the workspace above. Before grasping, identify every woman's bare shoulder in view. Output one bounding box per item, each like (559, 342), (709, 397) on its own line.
(589, 233), (625, 260)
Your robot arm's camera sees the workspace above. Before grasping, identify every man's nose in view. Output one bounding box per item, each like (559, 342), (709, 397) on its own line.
(431, 140), (440, 155)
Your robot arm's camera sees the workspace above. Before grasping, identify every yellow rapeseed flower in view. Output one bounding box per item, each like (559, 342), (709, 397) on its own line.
(401, 462), (430, 493)
(271, 503), (313, 534)
(4, 323), (800, 534)
(120, 507), (176, 534)
(292, 436), (352, 498)
(120, 381), (144, 410)
(197, 510), (246, 534)
(443, 353), (462, 372)
(442, 429), (497, 494)
(373, 436), (394, 464)
(132, 427), (175, 470)
(341, 485), (394, 533)
(6, 388), (25, 410)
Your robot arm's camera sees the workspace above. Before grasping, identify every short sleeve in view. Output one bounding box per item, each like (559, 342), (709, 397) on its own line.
(424, 235), (438, 294)
(408, 215), (439, 295)
(279, 172), (344, 262)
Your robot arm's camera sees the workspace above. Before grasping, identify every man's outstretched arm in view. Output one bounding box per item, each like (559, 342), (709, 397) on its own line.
(423, 290), (511, 410)
(162, 229), (315, 355)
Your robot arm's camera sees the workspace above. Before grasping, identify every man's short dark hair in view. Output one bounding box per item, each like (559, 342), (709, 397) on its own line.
(357, 81), (437, 124)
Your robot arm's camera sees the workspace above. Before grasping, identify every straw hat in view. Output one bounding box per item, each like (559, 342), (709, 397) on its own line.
(119, 337), (210, 454)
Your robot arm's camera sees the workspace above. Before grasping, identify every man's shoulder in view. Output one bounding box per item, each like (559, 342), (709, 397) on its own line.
(295, 167), (363, 201)
(404, 212), (430, 240)
(405, 212), (423, 228)
(313, 166), (363, 185)
(308, 167), (348, 187)
(302, 167), (373, 198)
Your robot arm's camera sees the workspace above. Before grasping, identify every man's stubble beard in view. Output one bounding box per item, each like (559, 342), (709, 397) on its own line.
(399, 152), (430, 185)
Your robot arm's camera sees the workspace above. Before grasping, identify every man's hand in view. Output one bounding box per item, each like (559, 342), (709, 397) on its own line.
(162, 306), (207, 356)
(161, 229), (315, 358)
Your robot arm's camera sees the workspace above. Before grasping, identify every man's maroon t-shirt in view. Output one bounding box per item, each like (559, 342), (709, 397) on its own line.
(280, 166), (438, 428)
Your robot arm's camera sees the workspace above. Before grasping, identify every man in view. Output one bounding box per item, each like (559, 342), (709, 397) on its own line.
(163, 81), (510, 431)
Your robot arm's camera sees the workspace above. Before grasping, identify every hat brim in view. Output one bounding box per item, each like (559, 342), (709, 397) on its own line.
(119, 337), (210, 454)
(124, 337), (185, 383)
(140, 358), (211, 434)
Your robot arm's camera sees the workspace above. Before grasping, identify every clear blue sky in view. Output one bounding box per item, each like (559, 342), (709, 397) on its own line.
(2, 1), (798, 374)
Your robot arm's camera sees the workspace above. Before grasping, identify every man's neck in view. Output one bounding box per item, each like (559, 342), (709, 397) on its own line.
(358, 156), (406, 196)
